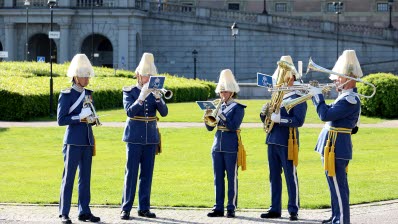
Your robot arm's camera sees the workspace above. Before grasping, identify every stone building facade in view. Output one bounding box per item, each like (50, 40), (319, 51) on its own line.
(0, 0), (397, 82)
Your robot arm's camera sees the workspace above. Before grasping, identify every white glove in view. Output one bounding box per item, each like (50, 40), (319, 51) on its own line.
(152, 90), (162, 100)
(138, 83), (151, 101)
(261, 103), (269, 115)
(79, 107), (92, 120)
(309, 86), (323, 95)
(86, 115), (96, 124)
(271, 112), (281, 123)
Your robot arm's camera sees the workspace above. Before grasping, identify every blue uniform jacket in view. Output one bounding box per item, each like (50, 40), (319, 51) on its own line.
(206, 101), (246, 153)
(260, 91), (307, 147)
(57, 88), (94, 146)
(122, 85), (168, 144)
(312, 88), (360, 160)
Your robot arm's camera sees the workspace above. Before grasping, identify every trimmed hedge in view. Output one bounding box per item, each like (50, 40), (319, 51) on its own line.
(357, 73), (398, 118)
(0, 62), (216, 121)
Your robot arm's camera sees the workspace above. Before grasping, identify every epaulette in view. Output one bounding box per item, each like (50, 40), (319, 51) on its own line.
(123, 86), (133, 92)
(235, 101), (247, 108)
(60, 87), (72, 94)
(85, 88), (93, 93)
(345, 95), (357, 104)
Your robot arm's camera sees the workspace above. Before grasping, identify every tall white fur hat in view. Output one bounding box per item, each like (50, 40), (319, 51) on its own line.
(330, 50), (363, 80)
(135, 52), (158, 77)
(215, 69), (240, 93)
(272, 55), (300, 83)
(67, 54), (94, 79)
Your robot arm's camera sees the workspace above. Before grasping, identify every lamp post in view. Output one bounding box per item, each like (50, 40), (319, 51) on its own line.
(24, 0), (30, 61)
(389, 0), (394, 29)
(48, 0), (57, 117)
(333, 2), (343, 59)
(192, 49), (198, 80)
(91, 0), (99, 63)
(262, 0), (268, 14)
(231, 22), (239, 79)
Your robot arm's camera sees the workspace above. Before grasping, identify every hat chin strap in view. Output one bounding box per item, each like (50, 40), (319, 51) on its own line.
(336, 79), (351, 91)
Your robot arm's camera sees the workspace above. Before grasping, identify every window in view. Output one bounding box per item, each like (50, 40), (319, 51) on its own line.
(275, 3), (287, 12)
(182, 3), (193, 12)
(228, 3), (240, 11)
(326, 2), (335, 12)
(377, 3), (389, 12)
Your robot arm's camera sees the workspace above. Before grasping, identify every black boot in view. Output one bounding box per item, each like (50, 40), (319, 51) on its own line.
(289, 213), (298, 221)
(260, 211), (281, 219)
(138, 210), (156, 218)
(78, 213), (100, 222)
(226, 210), (236, 218)
(207, 210), (224, 217)
(60, 215), (72, 224)
(120, 210), (130, 220)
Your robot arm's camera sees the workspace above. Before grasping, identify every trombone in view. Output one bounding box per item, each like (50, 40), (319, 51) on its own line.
(307, 58), (376, 98)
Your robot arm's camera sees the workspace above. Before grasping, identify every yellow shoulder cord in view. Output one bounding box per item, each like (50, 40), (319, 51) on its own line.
(92, 135), (96, 157)
(293, 127), (299, 167)
(288, 127), (294, 161)
(327, 131), (338, 177)
(236, 129), (246, 171)
(323, 131), (332, 172)
(324, 127), (352, 176)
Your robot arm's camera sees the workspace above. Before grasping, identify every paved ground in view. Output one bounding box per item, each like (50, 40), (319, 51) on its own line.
(1, 200), (398, 224)
(1, 120), (398, 128)
(0, 200), (398, 224)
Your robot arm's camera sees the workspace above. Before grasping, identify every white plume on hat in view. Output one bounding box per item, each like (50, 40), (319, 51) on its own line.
(272, 55), (300, 83)
(330, 50), (363, 80)
(215, 69), (240, 93)
(67, 54), (94, 78)
(135, 52), (158, 77)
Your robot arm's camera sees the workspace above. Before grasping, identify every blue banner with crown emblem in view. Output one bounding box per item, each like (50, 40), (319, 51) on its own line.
(148, 76), (165, 89)
(257, 72), (274, 87)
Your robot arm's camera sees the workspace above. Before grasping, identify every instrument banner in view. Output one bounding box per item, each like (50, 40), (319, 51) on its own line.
(196, 101), (216, 110)
(257, 73), (274, 87)
(148, 76), (166, 89)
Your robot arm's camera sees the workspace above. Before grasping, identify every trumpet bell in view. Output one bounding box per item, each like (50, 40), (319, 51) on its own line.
(162, 89), (173, 99)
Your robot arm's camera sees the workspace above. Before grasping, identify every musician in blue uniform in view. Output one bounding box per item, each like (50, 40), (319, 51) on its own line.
(260, 56), (307, 221)
(205, 69), (246, 218)
(120, 53), (168, 220)
(309, 50), (362, 224)
(57, 54), (100, 224)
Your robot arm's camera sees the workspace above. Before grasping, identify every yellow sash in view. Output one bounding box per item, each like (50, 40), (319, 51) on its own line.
(217, 126), (246, 171)
(323, 126), (352, 176)
(288, 127), (299, 166)
(92, 135), (96, 156)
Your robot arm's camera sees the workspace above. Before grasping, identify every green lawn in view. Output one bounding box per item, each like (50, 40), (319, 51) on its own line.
(33, 100), (386, 124)
(96, 99), (386, 124)
(0, 127), (397, 208)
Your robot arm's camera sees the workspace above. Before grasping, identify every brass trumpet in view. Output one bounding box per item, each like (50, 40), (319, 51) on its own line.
(83, 96), (102, 126)
(281, 81), (335, 114)
(153, 88), (173, 99)
(203, 99), (222, 127)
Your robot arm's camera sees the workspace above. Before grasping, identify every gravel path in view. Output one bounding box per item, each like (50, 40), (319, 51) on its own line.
(1, 200), (398, 224)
